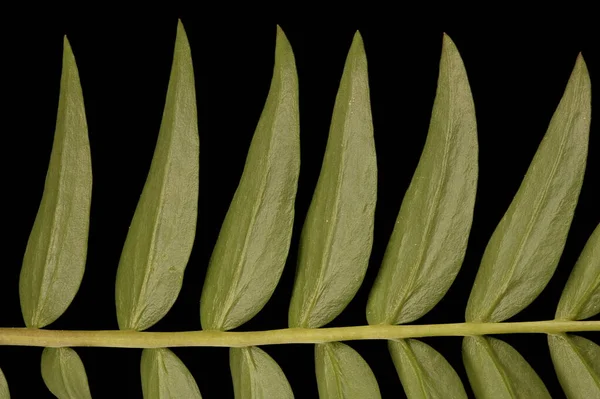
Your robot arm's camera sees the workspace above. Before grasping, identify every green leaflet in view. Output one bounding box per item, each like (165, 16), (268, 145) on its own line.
(19, 37), (92, 329)
(548, 334), (600, 399)
(0, 367), (8, 399)
(41, 347), (92, 399)
(200, 26), (300, 331)
(463, 336), (550, 399)
(230, 346), (294, 399)
(366, 34), (477, 325)
(556, 224), (600, 320)
(389, 339), (467, 399)
(115, 20), (199, 331)
(288, 32), (377, 329)
(141, 348), (202, 399)
(315, 342), (381, 399)
(466, 55), (591, 323)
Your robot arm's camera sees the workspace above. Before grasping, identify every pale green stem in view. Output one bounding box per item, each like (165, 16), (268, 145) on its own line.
(0, 321), (597, 348)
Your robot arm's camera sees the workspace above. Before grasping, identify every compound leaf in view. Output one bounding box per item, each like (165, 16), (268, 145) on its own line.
(315, 342), (381, 399)
(463, 336), (550, 399)
(201, 26), (300, 331)
(466, 55), (591, 322)
(367, 33), (477, 325)
(230, 346), (294, 399)
(288, 31), (377, 328)
(556, 224), (600, 320)
(548, 334), (600, 399)
(141, 348), (201, 399)
(41, 347), (92, 399)
(115, 20), (199, 331)
(389, 339), (467, 399)
(19, 36), (92, 329)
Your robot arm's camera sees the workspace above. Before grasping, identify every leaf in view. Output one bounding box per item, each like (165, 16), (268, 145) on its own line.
(548, 334), (600, 399)
(389, 339), (467, 399)
(41, 347), (92, 399)
(315, 342), (381, 399)
(463, 336), (550, 399)
(115, 20), (199, 331)
(141, 348), (202, 399)
(230, 346), (294, 399)
(200, 26), (300, 331)
(19, 36), (92, 329)
(466, 55), (591, 322)
(556, 223), (600, 320)
(366, 33), (477, 325)
(288, 31), (377, 329)
(0, 367), (9, 399)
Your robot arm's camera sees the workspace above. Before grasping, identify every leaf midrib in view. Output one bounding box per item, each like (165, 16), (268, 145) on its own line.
(478, 337), (518, 399)
(481, 87), (578, 322)
(391, 51), (454, 324)
(299, 58), (358, 328)
(216, 95), (281, 330)
(58, 349), (79, 399)
(244, 348), (261, 398)
(159, 350), (179, 399)
(564, 335), (600, 390)
(130, 89), (178, 330)
(325, 344), (346, 398)
(567, 259), (600, 320)
(33, 95), (72, 327)
(399, 340), (431, 398)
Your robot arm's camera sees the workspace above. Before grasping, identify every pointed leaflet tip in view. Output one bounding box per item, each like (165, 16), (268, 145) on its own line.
(275, 25), (294, 59)
(176, 19), (189, 45)
(274, 24), (294, 65)
(345, 30), (367, 74)
(62, 35), (75, 70)
(351, 30), (365, 49)
(567, 53), (590, 95)
(171, 18), (193, 86)
(441, 32), (459, 56)
(275, 24), (291, 48)
(573, 52), (589, 80)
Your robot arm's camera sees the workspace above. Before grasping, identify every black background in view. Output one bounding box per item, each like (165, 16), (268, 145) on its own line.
(0, 11), (598, 398)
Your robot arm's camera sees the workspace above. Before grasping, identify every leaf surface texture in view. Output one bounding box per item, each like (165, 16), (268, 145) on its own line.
(315, 342), (381, 399)
(41, 348), (92, 399)
(201, 26), (300, 331)
(289, 32), (377, 328)
(141, 348), (202, 399)
(19, 37), (92, 328)
(466, 56), (591, 322)
(556, 223), (600, 320)
(230, 346), (294, 399)
(463, 336), (550, 398)
(0, 367), (9, 399)
(367, 33), (477, 325)
(548, 334), (600, 399)
(115, 21), (199, 331)
(389, 339), (467, 399)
